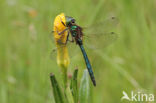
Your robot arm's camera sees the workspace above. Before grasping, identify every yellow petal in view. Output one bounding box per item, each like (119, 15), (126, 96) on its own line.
(53, 13), (70, 69)
(53, 13), (68, 44)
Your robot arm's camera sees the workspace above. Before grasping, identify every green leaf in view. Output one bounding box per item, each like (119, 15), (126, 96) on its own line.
(79, 69), (90, 103)
(70, 68), (78, 103)
(50, 73), (66, 103)
(65, 86), (74, 103)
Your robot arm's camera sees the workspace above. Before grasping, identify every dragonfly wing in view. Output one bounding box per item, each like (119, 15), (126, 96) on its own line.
(83, 16), (119, 50)
(50, 41), (80, 61)
(84, 32), (118, 50)
(50, 30), (80, 61)
(49, 31), (66, 61)
(50, 47), (57, 61)
(84, 16), (119, 34)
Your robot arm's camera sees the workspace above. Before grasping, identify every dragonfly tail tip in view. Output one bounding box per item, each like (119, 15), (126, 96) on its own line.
(92, 79), (96, 86)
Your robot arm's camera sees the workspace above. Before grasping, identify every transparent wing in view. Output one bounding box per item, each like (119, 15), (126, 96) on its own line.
(84, 32), (118, 50)
(49, 32), (58, 61)
(83, 16), (119, 49)
(49, 33), (79, 61)
(84, 16), (119, 34)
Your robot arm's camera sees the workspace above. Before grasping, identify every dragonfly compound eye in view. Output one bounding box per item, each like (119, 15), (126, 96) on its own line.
(66, 16), (76, 26)
(71, 19), (75, 23)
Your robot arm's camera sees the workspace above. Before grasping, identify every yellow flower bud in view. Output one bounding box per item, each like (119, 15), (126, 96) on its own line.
(53, 13), (70, 71)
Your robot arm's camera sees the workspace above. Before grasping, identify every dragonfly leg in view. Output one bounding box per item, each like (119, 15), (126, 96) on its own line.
(59, 16), (66, 27)
(66, 31), (74, 43)
(54, 26), (69, 35)
(57, 31), (70, 45)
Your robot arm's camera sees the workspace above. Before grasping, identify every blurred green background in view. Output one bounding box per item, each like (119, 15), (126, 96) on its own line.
(0, 0), (156, 103)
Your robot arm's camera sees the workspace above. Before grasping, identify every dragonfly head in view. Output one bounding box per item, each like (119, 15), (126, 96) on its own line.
(65, 16), (75, 27)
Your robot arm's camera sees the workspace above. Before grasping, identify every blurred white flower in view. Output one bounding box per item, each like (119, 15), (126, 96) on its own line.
(7, 75), (16, 84)
(6, 0), (16, 6)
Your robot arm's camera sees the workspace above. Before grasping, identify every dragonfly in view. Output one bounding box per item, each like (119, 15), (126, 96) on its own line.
(51, 13), (118, 86)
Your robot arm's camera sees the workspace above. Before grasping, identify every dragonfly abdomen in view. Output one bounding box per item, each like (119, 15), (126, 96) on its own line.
(79, 44), (96, 86)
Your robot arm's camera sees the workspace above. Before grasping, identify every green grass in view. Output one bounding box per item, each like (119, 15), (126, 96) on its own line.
(0, 0), (156, 103)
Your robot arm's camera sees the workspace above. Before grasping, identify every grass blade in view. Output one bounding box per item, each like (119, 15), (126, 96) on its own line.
(65, 86), (74, 103)
(79, 69), (90, 103)
(50, 73), (66, 103)
(70, 68), (78, 103)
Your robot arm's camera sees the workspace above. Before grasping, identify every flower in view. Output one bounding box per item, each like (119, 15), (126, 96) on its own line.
(53, 13), (70, 73)
(28, 9), (37, 18)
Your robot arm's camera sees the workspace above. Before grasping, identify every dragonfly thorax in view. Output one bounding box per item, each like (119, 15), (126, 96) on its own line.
(71, 25), (77, 30)
(70, 25), (78, 37)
